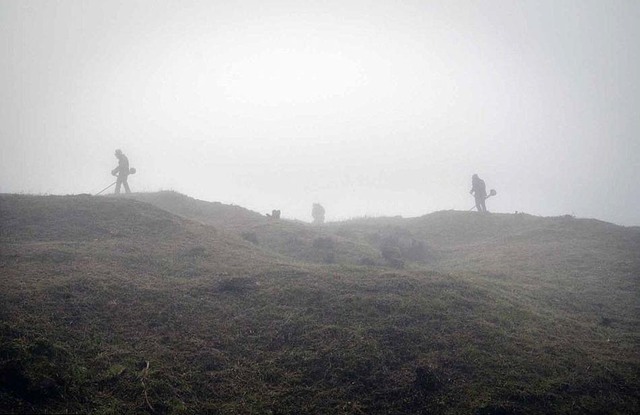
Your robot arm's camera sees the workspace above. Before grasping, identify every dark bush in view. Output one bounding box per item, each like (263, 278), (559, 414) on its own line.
(216, 277), (257, 293)
(241, 232), (258, 244)
(312, 237), (335, 250)
(381, 246), (404, 268)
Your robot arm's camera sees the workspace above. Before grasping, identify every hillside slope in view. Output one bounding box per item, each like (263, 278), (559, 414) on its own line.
(0, 194), (281, 272)
(332, 211), (640, 329)
(331, 210), (640, 271)
(129, 192), (640, 353)
(131, 191), (640, 278)
(129, 191), (266, 231)
(130, 191), (380, 265)
(1, 194), (639, 414)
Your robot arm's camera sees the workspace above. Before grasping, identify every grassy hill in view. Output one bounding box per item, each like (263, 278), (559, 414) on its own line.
(1, 193), (639, 414)
(130, 191), (381, 266)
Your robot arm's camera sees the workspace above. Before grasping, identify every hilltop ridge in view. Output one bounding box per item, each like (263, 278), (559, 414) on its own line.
(0, 193), (289, 275)
(129, 191), (267, 230)
(128, 191), (640, 274)
(1, 192), (639, 414)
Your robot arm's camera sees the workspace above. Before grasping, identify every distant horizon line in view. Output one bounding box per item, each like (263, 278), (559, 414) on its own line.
(1, 190), (637, 228)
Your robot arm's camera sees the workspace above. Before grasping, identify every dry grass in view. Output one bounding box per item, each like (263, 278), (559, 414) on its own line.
(1, 194), (639, 414)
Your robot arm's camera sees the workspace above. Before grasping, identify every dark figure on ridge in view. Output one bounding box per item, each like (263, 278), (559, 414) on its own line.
(312, 203), (325, 225)
(112, 149), (131, 194)
(470, 174), (487, 212)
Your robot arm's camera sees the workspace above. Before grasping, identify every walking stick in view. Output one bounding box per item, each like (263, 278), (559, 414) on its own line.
(95, 181), (117, 196)
(95, 167), (136, 196)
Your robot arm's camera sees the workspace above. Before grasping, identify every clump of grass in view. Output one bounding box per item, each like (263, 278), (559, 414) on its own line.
(216, 276), (258, 293)
(0, 325), (87, 413)
(241, 232), (259, 244)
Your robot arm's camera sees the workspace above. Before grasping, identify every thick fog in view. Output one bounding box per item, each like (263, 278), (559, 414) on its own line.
(1, 0), (639, 225)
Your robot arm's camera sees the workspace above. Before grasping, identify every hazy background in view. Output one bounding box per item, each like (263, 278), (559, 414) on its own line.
(1, 0), (638, 225)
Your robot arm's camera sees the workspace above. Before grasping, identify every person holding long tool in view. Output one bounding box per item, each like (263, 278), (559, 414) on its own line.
(112, 149), (132, 194)
(470, 174), (488, 212)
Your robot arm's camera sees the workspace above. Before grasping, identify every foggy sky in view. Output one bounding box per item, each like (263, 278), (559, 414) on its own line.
(1, 0), (639, 225)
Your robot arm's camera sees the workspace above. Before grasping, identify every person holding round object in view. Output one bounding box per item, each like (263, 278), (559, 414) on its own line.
(470, 174), (488, 212)
(111, 149), (132, 194)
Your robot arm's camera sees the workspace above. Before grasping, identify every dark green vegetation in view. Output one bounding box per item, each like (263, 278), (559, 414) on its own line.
(1, 192), (639, 414)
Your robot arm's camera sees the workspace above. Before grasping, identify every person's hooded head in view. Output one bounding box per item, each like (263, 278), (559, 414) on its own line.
(115, 149), (123, 159)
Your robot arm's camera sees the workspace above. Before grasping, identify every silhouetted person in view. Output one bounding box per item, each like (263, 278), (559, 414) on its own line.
(470, 174), (487, 212)
(112, 149), (131, 194)
(312, 203), (325, 225)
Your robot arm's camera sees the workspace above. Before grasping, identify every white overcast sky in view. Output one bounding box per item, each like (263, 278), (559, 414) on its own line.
(1, 0), (639, 225)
